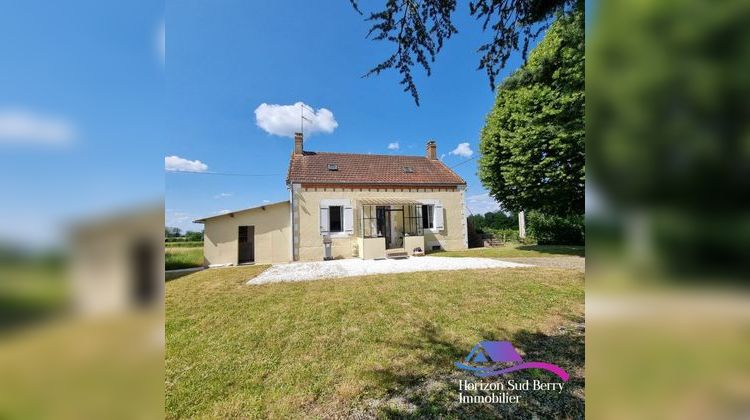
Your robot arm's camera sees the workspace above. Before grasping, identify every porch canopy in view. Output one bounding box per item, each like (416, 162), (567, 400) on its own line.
(358, 197), (422, 206)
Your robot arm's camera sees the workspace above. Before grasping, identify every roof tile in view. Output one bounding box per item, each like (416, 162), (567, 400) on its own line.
(287, 152), (466, 185)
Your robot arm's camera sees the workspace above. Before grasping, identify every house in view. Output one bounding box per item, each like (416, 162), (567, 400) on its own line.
(195, 133), (468, 265)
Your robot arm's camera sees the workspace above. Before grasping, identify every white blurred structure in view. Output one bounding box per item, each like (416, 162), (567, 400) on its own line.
(69, 205), (164, 315)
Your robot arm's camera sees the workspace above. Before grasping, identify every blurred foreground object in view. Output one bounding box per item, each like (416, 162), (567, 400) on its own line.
(0, 205), (165, 419)
(70, 206), (163, 315)
(588, 0), (750, 279)
(0, 0), (164, 416)
(587, 0), (750, 418)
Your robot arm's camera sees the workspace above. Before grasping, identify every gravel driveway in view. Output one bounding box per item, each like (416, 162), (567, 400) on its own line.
(247, 256), (531, 285)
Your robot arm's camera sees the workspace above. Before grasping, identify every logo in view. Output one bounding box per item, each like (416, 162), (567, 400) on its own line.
(454, 341), (569, 381)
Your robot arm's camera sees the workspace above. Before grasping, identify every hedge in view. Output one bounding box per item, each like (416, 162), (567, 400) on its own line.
(527, 211), (584, 245)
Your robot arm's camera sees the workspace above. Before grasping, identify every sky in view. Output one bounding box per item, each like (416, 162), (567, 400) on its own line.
(165, 1), (538, 232)
(0, 1), (164, 247)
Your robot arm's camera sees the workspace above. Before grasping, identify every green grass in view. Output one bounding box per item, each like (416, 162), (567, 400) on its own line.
(0, 262), (67, 331)
(431, 244), (585, 258)
(165, 247), (203, 270)
(164, 241), (204, 248)
(166, 265), (584, 418)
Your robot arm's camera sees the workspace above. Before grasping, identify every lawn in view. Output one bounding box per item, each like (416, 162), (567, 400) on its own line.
(0, 261), (67, 331)
(164, 241), (204, 248)
(165, 246), (203, 270)
(166, 265), (584, 418)
(432, 244), (585, 258)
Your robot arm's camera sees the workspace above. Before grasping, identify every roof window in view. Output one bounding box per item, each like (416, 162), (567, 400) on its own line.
(327, 163), (338, 171)
(402, 166), (414, 173)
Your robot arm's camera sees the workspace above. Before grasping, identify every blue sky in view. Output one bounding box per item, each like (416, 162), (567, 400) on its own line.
(0, 1), (164, 246)
(166, 1), (537, 232)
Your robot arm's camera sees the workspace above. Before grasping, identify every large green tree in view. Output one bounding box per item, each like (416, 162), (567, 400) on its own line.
(478, 10), (584, 216)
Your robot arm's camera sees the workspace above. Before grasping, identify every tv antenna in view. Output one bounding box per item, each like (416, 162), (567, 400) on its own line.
(299, 103), (314, 135)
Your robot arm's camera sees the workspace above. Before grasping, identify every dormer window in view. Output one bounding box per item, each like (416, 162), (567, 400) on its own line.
(327, 163), (338, 171)
(402, 166), (414, 173)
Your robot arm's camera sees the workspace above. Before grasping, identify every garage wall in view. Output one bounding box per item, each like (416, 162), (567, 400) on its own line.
(203, 201), (291, 265)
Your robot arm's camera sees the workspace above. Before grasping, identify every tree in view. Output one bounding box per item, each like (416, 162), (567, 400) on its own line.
(587, 0), (750, 275)
(165, 227), (182, 238)
(350, 0), (580, 105)
(467, 210), (518, 232)
(183, 231), (204, 242)
(478, 10), (584, 217)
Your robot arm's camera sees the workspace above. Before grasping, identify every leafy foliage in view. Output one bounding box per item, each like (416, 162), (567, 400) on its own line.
(350, 0), (578, 104)
(165, 227), (182, 238)
(470, 0), (577, 90)
(478, 10), (584, 216)
(468, 210), (518, 232)
(165, 227), (203, 242)
(527, 211), (584, 245)
(183, 231), (204, 242)
(351, 0), (458, 106)
(588, 0), (750, 210)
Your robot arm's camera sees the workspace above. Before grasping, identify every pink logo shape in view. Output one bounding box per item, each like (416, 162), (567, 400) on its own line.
(455, 341), (570, 382)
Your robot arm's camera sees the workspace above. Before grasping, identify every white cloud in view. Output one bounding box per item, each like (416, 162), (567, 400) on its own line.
(165, 209), (205, 232)
(254, 102), (338, 138)
(465, 192), (502, 215)
(387, 142), (399, 150)
(449, 142), (473, 158)
(165, 155), (208, 172)
(215, 209), (230, 215)
(170, 211), (191, 222)
(155, 20), (165, 66)
(214, 192), (232, 199)
(165, 209), (192, 226)
(262, 200), (270, 203)
(440, 153), (446, 161)
(0, 108), (76, 145)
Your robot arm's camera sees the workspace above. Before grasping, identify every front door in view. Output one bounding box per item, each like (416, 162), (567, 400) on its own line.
(376, 207), (390, 246)
(238, 226), (254, 264)
(377, 206), (404, 249)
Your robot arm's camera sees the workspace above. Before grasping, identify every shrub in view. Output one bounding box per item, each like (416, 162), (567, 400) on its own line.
(485, 228), (520, 243)
(527, 212), (584, 245)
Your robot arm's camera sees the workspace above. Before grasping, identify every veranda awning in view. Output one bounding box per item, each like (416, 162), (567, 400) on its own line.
(358, 198), (422, 205)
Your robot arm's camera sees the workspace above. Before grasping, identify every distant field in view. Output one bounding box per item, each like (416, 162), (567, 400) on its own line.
(164, 241), (204, 248)
(165, 246), (203, 270)
(0, 262), (67, 331)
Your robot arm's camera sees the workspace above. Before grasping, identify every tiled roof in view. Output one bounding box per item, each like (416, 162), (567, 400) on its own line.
(287, 151), (466, 185)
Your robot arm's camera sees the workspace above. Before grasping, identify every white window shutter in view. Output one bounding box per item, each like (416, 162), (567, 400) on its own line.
(320, 206), (330, 234)
(433, 201), (444, 231)
(343, 203), (354, 234)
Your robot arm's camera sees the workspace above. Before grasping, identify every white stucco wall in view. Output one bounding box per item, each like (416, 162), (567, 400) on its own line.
(293, 186), (467, 261)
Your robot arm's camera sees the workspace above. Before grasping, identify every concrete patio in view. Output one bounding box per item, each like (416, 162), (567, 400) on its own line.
(247, 256), (531, 285)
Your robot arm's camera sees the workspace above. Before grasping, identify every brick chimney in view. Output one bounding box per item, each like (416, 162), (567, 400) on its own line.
(426, 140), (437, 160)
(294, 132), (303, 155)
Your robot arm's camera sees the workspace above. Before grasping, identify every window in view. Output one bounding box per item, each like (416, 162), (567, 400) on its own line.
(327, 163), (338, 171)
(320, 200), (353, 235)
(402, 166), (414, 173)
(422, 204), (434, 229)
(329, 205), (343, 232)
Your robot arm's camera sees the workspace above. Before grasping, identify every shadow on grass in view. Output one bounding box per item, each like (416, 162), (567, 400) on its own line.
(165, 267), (204, 282)
(516, 245), (585, 257)
(365, 318), (584, 418)
(0, 294), (66, 332)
